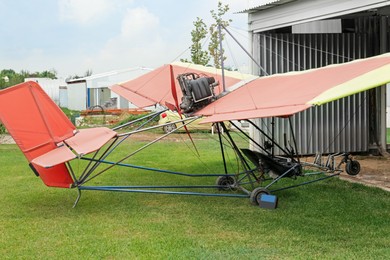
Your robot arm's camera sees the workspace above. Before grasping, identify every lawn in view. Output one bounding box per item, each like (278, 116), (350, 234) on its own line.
(387, 128), (390, 144)
(0, 132), (389, 259)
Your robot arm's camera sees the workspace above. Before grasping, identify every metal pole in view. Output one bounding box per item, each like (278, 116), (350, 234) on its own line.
(81, 117), (199, 184)
(379, 16), (388, 153)
(288, 117), (300, 164)
(271, 117), (275, 157)
(218, 23), (226, 92)
(221, 24), (267, 76)
(220, 122), (258, 186)
(230, 120), (270, 156)
(216, 122), (228, 174)
(112, 109), (166, 131)
(247, 119), (293, 157)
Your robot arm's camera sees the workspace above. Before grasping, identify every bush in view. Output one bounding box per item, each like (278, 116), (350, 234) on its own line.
(114, 112), (159, 129)
(60, 107), (80, 119)
(0, 123), (5, 135)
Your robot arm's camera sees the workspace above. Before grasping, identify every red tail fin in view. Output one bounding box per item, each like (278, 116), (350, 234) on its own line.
(0, 82), (75, 188)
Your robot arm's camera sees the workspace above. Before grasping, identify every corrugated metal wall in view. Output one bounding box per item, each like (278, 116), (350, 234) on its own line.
(250, 16), (387, 155)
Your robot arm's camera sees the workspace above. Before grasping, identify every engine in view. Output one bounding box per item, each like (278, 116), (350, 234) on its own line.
(177, 72), (218, 114)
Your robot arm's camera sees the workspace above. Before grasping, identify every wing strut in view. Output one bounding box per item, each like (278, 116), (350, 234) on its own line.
(288, 117), (300, 164)
(221, 24), (268, 76)
(220, 122), (260, 188)
(216, 123), (228, 174)
(246, 119), (297, 162)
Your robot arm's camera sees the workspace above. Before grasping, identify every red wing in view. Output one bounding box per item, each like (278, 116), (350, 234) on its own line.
(110, 62), (257, 108)
(196, 53), (390, 122)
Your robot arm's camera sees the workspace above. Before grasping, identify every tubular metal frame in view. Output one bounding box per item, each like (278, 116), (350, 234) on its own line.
(67, 110), (346, 208)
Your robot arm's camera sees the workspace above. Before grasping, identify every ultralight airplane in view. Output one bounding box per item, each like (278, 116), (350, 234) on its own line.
(1, 53), (390, 207)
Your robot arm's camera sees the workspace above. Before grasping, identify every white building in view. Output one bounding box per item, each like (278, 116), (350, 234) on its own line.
(66, 67), (152, 111)
(24, 78), (67, 106)
(387, 85), (390, 128)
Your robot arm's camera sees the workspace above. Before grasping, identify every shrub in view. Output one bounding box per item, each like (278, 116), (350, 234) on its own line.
(0, 123), (5, 135)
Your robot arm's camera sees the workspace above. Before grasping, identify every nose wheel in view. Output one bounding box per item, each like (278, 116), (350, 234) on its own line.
(250, 187), (270, 206)
(346, 160), (360, 175)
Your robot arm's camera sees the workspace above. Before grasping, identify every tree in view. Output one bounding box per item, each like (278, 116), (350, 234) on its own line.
(0, 69), (23, 89)
(39, 69), (57, 79)
(181, 17), (210, 66)
(84, 69), (93, 77)
(65, 69), (93, 82)
(208, 1), (232, 69)
(0, 69), (58, 89)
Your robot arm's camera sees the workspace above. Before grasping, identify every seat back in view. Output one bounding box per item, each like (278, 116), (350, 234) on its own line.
(0, 81), (76, 188)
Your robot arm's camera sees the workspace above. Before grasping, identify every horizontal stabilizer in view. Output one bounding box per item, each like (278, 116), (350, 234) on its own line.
(31, 145), (76, 168)
(64, 127), (117, 156)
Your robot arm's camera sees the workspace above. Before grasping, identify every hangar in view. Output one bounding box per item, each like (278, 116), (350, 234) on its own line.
(66, 67), (151, 111)
(241, 0), (390, 154)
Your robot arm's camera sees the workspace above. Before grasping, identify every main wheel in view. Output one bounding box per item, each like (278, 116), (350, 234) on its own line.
(250, 187), (270, 206)
(216, 176), (236, 191)
(346, 160), (360, 175)
(162, 123), (177, 134)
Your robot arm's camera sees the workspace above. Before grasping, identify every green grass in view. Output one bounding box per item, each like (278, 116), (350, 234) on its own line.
(387, 128), (390, 144)
(61, 107), (80, 118)
(0, 133), (389, 259)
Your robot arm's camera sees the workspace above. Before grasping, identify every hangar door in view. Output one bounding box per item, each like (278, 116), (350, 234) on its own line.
(251, 16), (388, 155)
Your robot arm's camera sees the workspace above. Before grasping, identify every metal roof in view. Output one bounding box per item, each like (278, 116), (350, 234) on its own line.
(238, 0), (297, 13)
(66, 67), (152, 84)
(247, 0), (390, 33)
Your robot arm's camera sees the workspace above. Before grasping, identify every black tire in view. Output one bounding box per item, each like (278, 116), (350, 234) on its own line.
(346, 160), (360, 176)
(216, 175), (236, 191)
(250, 187), (270, 206)
(162, 123), (177, 134)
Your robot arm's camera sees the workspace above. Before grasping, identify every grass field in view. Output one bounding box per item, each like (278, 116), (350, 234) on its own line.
(0, 132), (389, 259)
(387, 128), (390, 144)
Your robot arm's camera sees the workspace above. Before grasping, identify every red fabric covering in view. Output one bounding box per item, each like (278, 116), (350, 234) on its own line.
(0, 82), (75, 188)
(110, 63), (245, 108)
(198, 55), (390, 122)
(110, 84), (156, 107)
(32, 145), (76, 168)
(64, 127), (117, 155)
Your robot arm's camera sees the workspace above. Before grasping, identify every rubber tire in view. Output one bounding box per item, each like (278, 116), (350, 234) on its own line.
(346, 160), (360, 176)
(250, 187), (270, 206)
(216, 176), (236, 191)
(162, 123), (177, 134)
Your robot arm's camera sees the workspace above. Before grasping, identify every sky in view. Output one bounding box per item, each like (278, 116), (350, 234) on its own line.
(0, 0), (254, 78)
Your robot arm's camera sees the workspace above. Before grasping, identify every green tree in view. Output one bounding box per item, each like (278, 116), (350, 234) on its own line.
(208, 1), (232, 69)
(0, 69), (58, 89)
(181, 17), (210, 65)
(0, 69), (23, 89)
(39, 69), (57, 79)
